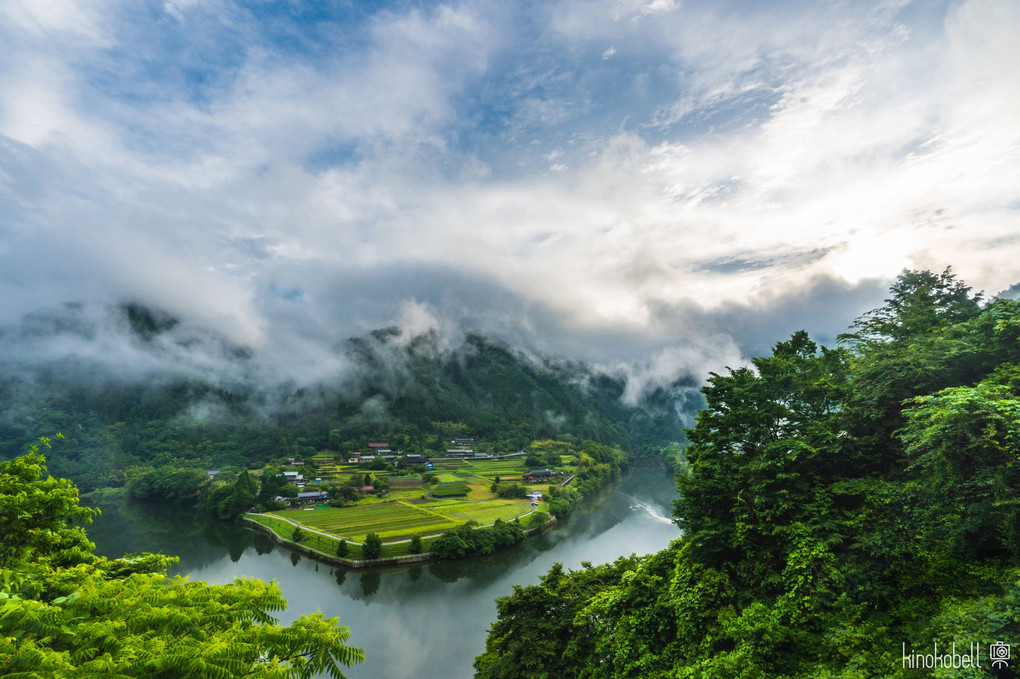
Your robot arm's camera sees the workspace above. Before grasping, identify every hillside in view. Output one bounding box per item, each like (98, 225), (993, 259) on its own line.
(0, 303), (691, 491)
(474, 268), (1020, 678)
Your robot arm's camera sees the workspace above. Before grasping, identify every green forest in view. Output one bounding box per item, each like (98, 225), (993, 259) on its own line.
(474, 269), (1020, 678)
(0, 320), (687, 494)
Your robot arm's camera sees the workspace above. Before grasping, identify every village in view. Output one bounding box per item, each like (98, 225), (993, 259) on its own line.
(243, 436), (577, 564)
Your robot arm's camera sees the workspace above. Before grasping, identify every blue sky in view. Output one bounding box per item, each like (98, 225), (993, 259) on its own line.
(1, 0), (1018, 392)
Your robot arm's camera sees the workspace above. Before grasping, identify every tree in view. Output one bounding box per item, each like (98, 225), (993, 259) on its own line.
(218, 469), (256, 520)
(841, 267), (982, 347)
(474, 558), (641, 679)
(292, 526), (306, 543)
(0, 442), (365, 677)
(409, 534), (423, 554)
(336, 539), (349, 558)
(899, 382), (1020, 556)
(431, 530), (469, 559)
(475, 270), (1020, 679)
(362, 533), (382, 560)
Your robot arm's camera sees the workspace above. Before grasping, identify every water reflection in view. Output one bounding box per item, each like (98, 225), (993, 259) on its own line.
(86, 468), (680, 679)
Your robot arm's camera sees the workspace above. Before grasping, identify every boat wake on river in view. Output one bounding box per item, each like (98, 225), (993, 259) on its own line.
(624, 497), (675, 526)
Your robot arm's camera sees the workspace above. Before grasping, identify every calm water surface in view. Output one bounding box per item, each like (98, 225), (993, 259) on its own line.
(87, 468), (680, 679)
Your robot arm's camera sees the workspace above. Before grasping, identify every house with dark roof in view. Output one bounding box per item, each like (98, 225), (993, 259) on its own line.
(522, 468), (562, 483)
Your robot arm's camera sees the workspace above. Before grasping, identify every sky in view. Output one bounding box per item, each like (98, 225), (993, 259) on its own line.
(1, 0), (1019, 393)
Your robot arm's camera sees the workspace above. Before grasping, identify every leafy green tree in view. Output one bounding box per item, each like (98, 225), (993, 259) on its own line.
(362, 533), (382, 560)
(431, 530), (469, 559)
(474, 559), (640, 679)
(0, 442), (364, 677)
(475, 270), (1020, 679)
(899, 381), (1020, 556)
(129, 465), (210, 506)
(409, 534), (423, 554)
(842, 267), (982, 347)
(336, 539), (349, 558)
(255, 465), (287, 506)
(218, 469), (256, 520)
(292, 526), (306, 543)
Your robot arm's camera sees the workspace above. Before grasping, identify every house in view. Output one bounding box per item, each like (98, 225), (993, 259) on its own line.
(368, 442), (389, 450)
(526, 492), (543, 502)
(404, 453), (424, 464)
(522, 468), (561, 483)
(206, 470), (220, 479)
(451, 438), (475, 445)
(282, 471), (303, 482)
(355, 486), (376, 495)
(446, 449), (473, 458)
(295, 490), (328, 504)
(360, 455), (376, 464)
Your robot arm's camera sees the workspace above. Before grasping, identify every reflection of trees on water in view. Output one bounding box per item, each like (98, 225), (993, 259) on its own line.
(426, 540), (533, 584)
(202, 518), (257, 563)
(360, 571), (381, 598)
(254, 533), (275, 555)
(408, 565), (423, 583)
(334, 568), (348, 587)
(290, 552), (302, 567)
(85, 493), (301, 575)
(85, 493), (249, 573)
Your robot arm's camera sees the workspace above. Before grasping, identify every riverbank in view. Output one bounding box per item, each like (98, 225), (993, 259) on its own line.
(240, 511), (556, 569)
(84, 467), (679, 679)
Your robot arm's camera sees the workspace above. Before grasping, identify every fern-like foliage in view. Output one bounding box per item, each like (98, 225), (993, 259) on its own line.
(0, 443), (364, 677)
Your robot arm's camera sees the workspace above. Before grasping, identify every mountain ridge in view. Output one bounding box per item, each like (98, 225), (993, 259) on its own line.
(0, 301), (695, 491)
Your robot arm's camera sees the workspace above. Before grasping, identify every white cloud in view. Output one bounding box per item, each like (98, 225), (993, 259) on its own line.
(0, 0), (1018, 391)
(0, 0), (114, 45)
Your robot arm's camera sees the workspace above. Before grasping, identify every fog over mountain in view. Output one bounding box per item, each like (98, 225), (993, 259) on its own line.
(1, 0), (1018, 400)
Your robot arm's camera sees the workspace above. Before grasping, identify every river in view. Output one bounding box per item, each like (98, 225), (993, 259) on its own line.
(86, 467), (680, 679)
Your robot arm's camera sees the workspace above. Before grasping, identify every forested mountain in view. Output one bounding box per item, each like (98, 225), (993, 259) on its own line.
(0, 303), (691, 491)
(475, 269), (1020, 678)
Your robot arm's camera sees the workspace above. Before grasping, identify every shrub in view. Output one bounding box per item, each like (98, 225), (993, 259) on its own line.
(432, 530), (469, 559)
(496, 483), (527, 499)
(527, 511), (549, 529)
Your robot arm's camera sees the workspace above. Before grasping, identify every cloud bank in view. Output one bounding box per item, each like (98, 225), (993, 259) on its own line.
(1, 0), (1018, 397)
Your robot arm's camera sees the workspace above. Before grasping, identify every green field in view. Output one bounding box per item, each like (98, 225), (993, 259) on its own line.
(430, 499), (532, 524)
(252, 454), (567, 558)
(269, 502), (460, 541)
(244, 513), (441, 560)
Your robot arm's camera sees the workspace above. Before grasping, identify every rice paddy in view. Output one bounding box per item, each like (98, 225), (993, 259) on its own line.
(246, 454), (572, 558)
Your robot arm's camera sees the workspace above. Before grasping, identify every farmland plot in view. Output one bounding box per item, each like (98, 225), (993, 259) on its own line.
(269, 502), (459, 540)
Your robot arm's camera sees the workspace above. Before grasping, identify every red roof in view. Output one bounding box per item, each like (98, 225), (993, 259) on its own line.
(368, 443), (389, 448)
